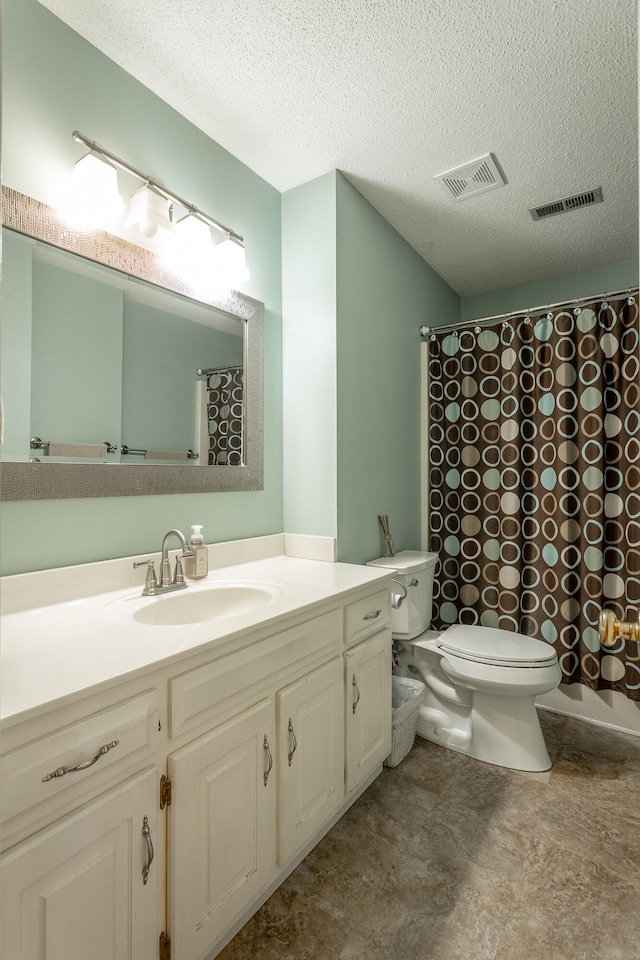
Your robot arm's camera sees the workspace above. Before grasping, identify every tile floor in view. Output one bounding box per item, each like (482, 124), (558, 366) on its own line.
(218, 710), (640, 960)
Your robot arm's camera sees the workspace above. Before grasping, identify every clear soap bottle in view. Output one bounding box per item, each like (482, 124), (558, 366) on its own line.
(184, 524), (208, 580)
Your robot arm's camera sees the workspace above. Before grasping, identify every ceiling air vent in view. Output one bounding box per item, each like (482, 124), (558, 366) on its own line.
(434, 154), (506, 201)
(530, 187), (603, 221)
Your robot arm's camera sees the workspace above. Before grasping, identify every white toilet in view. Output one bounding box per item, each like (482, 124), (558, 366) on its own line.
(368, 551), (562, 772)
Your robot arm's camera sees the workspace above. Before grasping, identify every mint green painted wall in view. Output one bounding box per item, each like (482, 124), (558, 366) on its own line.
(1, 0), (283, 575)
(461, 258), (639, 321)
(281, 172), (338, 536)
(335, 174), (459, 564)
(1, 233), (33, 462)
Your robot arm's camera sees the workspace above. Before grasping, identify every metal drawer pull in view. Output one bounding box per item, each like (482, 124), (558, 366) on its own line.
(363, 609), (382, 621)
(288, 718), (297, 766)
(41, 740), (120, 782)
(263, 734), (273, 785)
(142, 815), (154, 885)
(352, 675), (361, 714)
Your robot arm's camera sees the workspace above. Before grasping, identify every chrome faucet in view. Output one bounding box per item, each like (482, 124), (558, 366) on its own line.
(133, 529), (195, 596)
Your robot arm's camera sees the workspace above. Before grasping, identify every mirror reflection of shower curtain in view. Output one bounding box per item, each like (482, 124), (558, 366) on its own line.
(206, 366), (244, 465)
(427, 292), (640, 701)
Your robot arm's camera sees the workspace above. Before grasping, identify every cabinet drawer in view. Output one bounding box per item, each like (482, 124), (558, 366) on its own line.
(1, 690), (159, 843)
(170, 609), (341, 739)
(344, 589), (390, 648)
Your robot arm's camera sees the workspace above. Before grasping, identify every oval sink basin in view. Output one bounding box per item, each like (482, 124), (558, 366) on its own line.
(131, 581), (277, 626)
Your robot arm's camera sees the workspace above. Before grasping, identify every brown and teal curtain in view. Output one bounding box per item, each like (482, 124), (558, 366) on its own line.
(206, 366), (244, 465)
(428, 292), (640, 700)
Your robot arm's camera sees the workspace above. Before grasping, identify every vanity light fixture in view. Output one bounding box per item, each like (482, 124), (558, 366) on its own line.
(66, 131), (250, 287)
(64, 151), (124, 227)
(125, 184), (174, 240)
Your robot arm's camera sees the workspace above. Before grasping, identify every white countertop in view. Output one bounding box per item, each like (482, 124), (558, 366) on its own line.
(1, 541), (390, 724)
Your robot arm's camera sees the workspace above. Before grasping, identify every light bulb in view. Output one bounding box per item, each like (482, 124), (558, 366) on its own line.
(126, 186), (174, 240)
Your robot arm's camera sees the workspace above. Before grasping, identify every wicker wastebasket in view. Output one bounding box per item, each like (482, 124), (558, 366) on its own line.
(385, 676), (425, 767)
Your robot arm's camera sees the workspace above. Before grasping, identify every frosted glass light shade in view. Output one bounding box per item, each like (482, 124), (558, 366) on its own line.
(159, 214), (216, 293)
(126, 186), (174, 240)
(213, 235), (250, 286)
(64, 152), (124, 227)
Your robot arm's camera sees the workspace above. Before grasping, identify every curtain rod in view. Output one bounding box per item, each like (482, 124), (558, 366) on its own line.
(419, 285), (639, 338)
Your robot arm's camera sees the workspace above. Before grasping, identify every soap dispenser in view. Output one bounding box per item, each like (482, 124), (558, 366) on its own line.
(184, 524), (208, 580)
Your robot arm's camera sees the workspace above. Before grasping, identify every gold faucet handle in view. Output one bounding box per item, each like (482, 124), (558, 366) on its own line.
(599, 608), (640, 647)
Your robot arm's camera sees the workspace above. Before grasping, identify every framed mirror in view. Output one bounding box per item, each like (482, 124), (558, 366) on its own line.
(0, 187), (264, 500)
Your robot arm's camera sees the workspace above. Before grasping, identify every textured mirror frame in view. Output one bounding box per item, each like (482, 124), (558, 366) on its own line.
(0, 187), (264, 500)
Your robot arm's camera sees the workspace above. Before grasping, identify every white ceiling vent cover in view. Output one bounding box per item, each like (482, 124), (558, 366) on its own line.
(529, 187), (603, 221)
(434, 154), (506, 201)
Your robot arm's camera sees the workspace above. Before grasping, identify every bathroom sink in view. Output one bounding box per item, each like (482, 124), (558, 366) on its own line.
(128, 580), (278, 626)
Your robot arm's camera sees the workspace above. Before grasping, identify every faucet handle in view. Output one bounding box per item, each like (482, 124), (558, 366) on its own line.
(133, 558), (158, 595)
(173, 555), (187, 585)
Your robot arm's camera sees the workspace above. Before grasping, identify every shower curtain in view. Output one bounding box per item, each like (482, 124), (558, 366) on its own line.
(206, 365), (244, 465)
(427, 292), (640, 701)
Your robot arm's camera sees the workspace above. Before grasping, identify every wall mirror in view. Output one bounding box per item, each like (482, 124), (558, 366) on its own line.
(0, 187), (264, 500)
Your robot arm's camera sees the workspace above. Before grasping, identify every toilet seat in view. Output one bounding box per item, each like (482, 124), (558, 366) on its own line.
(438, 625), (557, 668)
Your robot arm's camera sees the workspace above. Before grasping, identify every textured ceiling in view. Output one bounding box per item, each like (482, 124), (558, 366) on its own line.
(37, 0), (638, 295)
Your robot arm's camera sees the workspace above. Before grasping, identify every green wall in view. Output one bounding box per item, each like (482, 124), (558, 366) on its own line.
(1, 0), (283, 574)
(282, 172), (460, 562)
(335, 174), (459, 563)
(281, 172), (338, 537)
(461, 258), (639, 321)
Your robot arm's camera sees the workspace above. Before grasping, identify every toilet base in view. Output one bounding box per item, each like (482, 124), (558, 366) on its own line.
(414, 694), (552, 772)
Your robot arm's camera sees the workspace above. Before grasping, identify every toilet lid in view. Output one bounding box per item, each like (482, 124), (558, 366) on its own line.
(439, 625), (558, 667)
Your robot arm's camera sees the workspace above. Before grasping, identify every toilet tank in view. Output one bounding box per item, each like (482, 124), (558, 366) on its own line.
(367, 551), (439, 640)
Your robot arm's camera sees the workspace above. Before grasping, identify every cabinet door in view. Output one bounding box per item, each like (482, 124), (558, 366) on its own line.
(345, 629), (392, 794)
(277, 657), (345, 865)
(168, 698), (275, 960)
(1, 767), (158, 960)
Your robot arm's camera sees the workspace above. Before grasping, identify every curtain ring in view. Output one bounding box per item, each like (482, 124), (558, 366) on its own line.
(547, 311), (554, 319)
(628, 296), (635, 305)
(524, 316), (531, 324)
(474, 326), (481, 334)
(430, 334), (436, 341)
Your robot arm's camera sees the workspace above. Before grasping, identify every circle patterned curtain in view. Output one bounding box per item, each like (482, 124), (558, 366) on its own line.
(207, 366), (244, 466)
(428, 293), (640, 701)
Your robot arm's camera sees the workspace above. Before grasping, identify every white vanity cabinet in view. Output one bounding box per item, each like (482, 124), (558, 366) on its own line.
(1, 767), (159, 960)
(344, 589), (392, 795)
(1, 557), (393, 960)
(168, 698), (276, 960)
(276, 655), (345, 864)
(168, 655), (346, 960)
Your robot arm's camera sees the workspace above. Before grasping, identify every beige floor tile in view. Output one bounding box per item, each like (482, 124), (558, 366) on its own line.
(494, 838), (640, 960)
